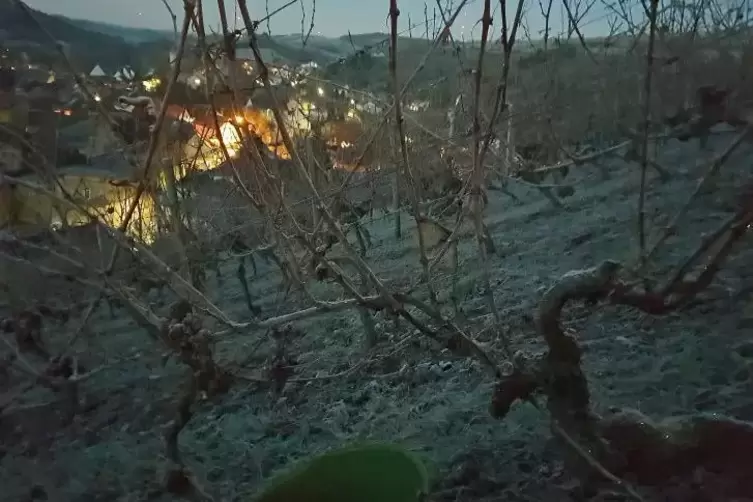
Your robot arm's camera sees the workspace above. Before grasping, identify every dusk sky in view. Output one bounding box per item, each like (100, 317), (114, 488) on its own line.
(24, 0), (624, 40)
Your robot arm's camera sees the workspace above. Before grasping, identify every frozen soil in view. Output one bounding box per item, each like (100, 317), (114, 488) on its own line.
(3, 130), (753, 501)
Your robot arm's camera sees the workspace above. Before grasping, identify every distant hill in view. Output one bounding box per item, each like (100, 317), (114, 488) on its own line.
(0, 1), (467, 75)
(253, 33), (337, 65)
(266, 32), (433, 65)
(339, 33), (391, 50)
(272, 34), (357, 62)
(0, 0), (136, 71)
(60, 18), (172, 44)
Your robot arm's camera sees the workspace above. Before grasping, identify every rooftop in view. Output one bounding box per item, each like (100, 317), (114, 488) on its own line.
(58, 151), (138, 181)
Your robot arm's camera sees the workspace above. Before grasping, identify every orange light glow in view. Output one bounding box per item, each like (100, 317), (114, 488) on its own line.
(186, 109), (290, 171)
(214, 121), (241, 157)
(244, 109), (289, 159)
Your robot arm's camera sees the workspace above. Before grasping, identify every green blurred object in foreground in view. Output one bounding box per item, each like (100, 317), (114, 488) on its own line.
(254, 443), (431, 502)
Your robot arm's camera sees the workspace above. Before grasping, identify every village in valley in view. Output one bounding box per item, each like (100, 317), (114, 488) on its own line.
(0, 36), (400, 242)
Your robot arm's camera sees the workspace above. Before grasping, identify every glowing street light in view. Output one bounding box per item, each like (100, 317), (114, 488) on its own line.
(142, 77), (162, 92)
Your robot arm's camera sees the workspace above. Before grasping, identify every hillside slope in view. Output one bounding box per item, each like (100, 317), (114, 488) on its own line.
(0, 0), (134, 70)
(2, 129), (753, 501)
(0, 3), (457, 70)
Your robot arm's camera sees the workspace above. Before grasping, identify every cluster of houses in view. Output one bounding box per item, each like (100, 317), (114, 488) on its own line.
(0, 43), (393, 244)
(0, 61), (156, 239)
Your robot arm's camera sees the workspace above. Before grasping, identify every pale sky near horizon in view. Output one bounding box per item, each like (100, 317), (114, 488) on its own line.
(24, 0), (630, 40)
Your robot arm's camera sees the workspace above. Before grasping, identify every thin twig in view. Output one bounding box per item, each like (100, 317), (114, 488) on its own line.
(640, 124), (753, 270)
(636, 0), (660, 269)
(561, 0), (600, 64)
(159, 0), (179, 39)
(389, 0), (438, 305)
(478, 0), (526, 167)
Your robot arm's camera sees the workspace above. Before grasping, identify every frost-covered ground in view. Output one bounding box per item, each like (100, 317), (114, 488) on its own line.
(3, 130), (753, 501)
